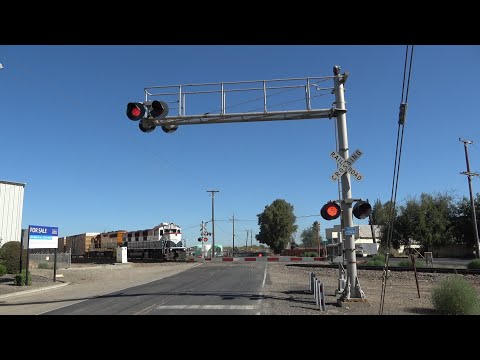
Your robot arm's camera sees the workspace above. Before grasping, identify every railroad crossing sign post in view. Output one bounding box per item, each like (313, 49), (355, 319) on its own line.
(332, 66), (365, 301)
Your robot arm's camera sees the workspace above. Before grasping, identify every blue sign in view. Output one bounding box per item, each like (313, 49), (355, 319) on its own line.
(28, 225), (59, 249)
(345, 227), (356, 236)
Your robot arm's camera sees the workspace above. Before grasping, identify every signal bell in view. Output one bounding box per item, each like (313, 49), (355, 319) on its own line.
(321, 201), (341, 220)
(352, 200), (372, 219)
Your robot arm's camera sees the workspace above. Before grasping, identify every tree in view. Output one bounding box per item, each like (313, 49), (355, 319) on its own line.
(371, 199), (396, 250)
(257, 199), (297, 254)
(451, 194), (480, 248)
(394, 193), (455, 251)
(300, 221), (323, 248)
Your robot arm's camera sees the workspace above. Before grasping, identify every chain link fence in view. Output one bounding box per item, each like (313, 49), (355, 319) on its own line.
(28, 251), (71, 269)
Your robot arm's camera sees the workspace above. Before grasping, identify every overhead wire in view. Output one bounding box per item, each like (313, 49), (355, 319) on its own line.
(379, 45), (415, 315)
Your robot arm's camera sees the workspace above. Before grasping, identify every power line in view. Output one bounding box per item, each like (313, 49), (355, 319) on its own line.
(379, 45), (415, 315)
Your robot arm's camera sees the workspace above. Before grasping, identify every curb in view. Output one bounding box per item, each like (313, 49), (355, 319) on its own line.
(0, 282), (71, 300)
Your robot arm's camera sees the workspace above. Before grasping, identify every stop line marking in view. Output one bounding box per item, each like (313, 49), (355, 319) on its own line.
(156, 305), (258, 310)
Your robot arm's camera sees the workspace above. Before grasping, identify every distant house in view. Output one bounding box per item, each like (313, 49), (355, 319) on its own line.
(325, 224), (381, 257)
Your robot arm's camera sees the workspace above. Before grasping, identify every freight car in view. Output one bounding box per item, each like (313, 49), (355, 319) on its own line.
(88, 230), (127, 258)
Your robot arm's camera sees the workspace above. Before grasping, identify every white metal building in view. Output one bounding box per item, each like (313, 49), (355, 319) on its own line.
(0, 180), (26, 247)
(326, 224), (381, 257)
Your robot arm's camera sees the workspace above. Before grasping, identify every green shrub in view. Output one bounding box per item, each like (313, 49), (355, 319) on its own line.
(365, 259), (384, 266)
(432, 276), (480, 315)
(14, 270), (32, 286)
(395, 259), (425, 268)
(38, 262), (50, 269)
(0, 263), (6, 276)
(0, 241), (27, 274)
(301, 252), (318, 257)
(371, 254), (385, 263)
(414, 259), (425, 267)
(467, 259), (480, 269)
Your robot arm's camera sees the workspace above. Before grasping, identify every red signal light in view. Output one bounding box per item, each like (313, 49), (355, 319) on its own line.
(321, 201), (341, 220)
(126, 102), (146, 121)
(149, 100), (169, 120)
(326, 205), (339, 217)
(353, 200), (372, 219)
(131, 107), (141, 117)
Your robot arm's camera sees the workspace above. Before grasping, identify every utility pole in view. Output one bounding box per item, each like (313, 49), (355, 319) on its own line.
(459, 138), (480, 259)
(207, 190), (219, 258)
(201, 220), (205, 257)
(232, 214), (235, 257)
(316, 222), (320, 256)
(250, 229), (253, 248)
(245, 230), (249, 251)
(367, 198), (377, 244)
(333, 65), (365, 301)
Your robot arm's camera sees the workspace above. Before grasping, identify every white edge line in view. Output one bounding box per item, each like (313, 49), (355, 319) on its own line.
(37, 297), (91, 315)
(262, 262), (267, 289)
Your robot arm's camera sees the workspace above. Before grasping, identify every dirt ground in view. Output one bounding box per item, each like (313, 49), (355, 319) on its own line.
(261, 263), (480, 315)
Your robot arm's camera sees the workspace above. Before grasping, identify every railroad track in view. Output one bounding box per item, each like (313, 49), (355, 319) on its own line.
(288, 263), (480, 275)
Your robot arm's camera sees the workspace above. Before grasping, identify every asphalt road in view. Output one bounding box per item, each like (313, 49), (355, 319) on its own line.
(44, 262), (268, 315)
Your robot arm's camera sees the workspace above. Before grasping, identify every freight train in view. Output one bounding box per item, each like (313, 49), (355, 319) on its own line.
(60, 222), (186, 261)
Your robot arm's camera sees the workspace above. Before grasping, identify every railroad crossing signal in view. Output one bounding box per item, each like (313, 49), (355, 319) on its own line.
(330, 149), (363, 181)
(125, 67), (368, 300)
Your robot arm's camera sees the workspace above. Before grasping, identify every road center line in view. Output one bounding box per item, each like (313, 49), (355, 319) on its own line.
(262, 263), (267, 289)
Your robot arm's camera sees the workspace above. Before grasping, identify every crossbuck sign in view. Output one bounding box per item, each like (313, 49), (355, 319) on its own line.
(330, 149), (363, 181)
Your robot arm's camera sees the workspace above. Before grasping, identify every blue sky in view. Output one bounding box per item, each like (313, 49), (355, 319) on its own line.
(1, 45), (479, 247)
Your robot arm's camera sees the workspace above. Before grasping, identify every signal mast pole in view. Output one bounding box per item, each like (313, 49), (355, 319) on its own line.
(333, 65), (365, 300)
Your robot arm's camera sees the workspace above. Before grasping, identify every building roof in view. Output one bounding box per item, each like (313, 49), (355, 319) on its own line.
(0, 180), (26, 187)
